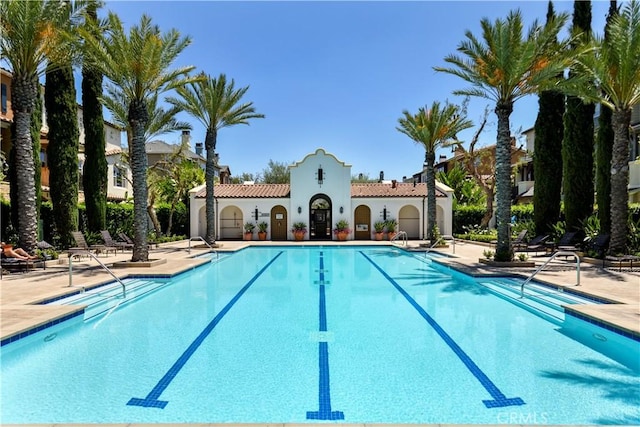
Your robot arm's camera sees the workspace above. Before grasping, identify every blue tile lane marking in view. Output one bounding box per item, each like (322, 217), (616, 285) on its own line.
(307, 251), (345, 420)
(360, 251), (525, 409)
(127, 251), (284, 409)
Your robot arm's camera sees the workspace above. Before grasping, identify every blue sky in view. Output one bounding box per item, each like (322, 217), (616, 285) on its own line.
(103, 1), (610, 181)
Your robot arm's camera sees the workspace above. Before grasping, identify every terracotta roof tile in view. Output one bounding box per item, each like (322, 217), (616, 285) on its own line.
(195, 183), (290, 198)
(351, 182), (445, 197)
(195, 182), (446, 198)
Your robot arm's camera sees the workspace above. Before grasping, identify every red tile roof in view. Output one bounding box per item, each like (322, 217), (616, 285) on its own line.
(351, 182), (445, 198)
(195, 182), (446, 198)
(194, 183), (290, 198)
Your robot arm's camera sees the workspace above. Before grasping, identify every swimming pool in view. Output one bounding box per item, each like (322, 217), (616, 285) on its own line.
(1, 246), (639, 424)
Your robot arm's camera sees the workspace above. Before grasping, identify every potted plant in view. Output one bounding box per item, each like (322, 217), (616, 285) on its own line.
(385, 218), (398, 240)
(243, 222), (255, 241)
(333, 219), (351, 241)
(257, 221), (268, 240)
(291, 222), (307, 241)
(373, 221), (386, 241)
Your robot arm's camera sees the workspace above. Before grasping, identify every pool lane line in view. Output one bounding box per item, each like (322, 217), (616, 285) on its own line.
(360, 251), (525, 409)
(127, 251), (284, 409)
(307, 251), (345, 421)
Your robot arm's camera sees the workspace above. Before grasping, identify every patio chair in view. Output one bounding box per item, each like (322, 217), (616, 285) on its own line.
(70, 231), (117, 257)
(101, 230), (133, 252)
(605, 254), (640, 272)
(118, 232), (158, 250)
(554, 231), (585, 252)
(584, 233), (610, 260)
(511, 230), (528, 251)
(517, 234), (550, 256)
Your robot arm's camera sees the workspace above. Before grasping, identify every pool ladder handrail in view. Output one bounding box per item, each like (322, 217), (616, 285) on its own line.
(188, 236), (213, 253)
(424, 235), (456, 254)
(68, 250), (126, 298)
(520, 250), (580, 298)
(390, 230), (408, 246)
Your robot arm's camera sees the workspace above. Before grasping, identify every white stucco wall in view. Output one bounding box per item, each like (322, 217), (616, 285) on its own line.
(289, 148), (352, 231)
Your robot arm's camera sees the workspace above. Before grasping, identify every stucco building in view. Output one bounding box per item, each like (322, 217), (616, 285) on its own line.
(190, 148), (453, 241)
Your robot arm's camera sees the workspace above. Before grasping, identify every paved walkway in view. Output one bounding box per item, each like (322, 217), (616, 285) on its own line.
(2, 238), (638, 344)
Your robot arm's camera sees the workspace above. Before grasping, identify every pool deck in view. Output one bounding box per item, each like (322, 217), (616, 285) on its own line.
(1, 239), (639, 427)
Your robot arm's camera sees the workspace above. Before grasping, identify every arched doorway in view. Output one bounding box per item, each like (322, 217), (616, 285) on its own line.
(219, 205), (243, 240)
(399, 205), (420, 239)
(354, 205), (371, 240)
(310, 194), (332, 240)
(270, 205), (288, 241)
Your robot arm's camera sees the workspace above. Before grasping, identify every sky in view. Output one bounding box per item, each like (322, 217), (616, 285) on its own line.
(102, 0), (611, 181)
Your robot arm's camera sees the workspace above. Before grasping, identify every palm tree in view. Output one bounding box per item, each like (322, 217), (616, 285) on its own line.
(80, 13), (195, 261)
(435, 10), (577, 261)
(0, 0), (82, 251)
(102, 87), (192, 237)
(397, 101), (473, 241)
(572, 1), (640, 254)
(167, 73), (265, 245)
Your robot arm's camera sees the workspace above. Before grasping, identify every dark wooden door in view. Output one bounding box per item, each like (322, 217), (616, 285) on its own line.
(270, 205), (287, 240)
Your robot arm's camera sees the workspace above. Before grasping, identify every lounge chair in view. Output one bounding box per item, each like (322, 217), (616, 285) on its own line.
(584, 233), (610, 259)
(605, 254), (640, 272)
(554, 231), (585, 252)
(1, 253), (45, 273)
(511, 230), (528, 251)
(118, 232), (157, 250)
(517, 234), (550, 256)
(70, 231), (117, 257)
(101, 230), (133, 252)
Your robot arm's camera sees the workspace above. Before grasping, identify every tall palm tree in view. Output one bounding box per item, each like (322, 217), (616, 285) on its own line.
(572, 0), (640, 254)
(80, 13), (195, 261)
(435, 10), (578, 261)
(0, 0), (82, 251)
(102, 87), (192, 237)
(167, 73), (265, 245)
(397, 101), (473, 241)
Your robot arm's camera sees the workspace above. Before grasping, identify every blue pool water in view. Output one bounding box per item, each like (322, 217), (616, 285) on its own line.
(1, 246), (639, 424)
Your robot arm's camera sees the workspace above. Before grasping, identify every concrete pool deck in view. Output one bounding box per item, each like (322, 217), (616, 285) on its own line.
(1, 238), (638, 345)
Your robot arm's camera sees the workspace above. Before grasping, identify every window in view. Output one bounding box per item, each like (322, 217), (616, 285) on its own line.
(113, 166), (127, 188)
(1, 84), (7, 114)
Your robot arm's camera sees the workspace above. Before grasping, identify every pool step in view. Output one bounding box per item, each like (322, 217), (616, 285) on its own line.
(49, 278), (170, 321)
(476, 278), (598, 324)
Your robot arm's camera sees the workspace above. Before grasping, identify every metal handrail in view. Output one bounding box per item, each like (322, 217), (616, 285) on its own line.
(520, 250), (580, 298)
(68, 250), (126, 298)
(424, 235), (456, 254)
(188, 236), (213, 254)
(390, 230), (408, 246)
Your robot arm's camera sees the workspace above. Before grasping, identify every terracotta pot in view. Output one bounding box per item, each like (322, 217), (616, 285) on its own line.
(294, 231), (305, 241)
(243, 232), (253, 241)
(387, 232), (397, 241)
(374, 232), (384, 241)
(336, 231), (348, 241)
(258, 231), (267, 241)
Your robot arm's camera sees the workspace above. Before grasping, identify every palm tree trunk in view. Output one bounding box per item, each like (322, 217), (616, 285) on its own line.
(11, 76), (39, 252)
(204, 128), (217, 244)
(129, 99), (150, 262)
(425, 150), (437, 241)
(494, 101), (514, 261)
(609, 108), (631, 254)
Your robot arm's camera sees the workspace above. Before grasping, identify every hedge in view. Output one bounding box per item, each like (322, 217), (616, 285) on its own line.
(1, 199), (189, 249)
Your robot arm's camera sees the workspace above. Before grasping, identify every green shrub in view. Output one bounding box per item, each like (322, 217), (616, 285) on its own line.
(453, 205), (486, 234)
(511, 204), (534, 222)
